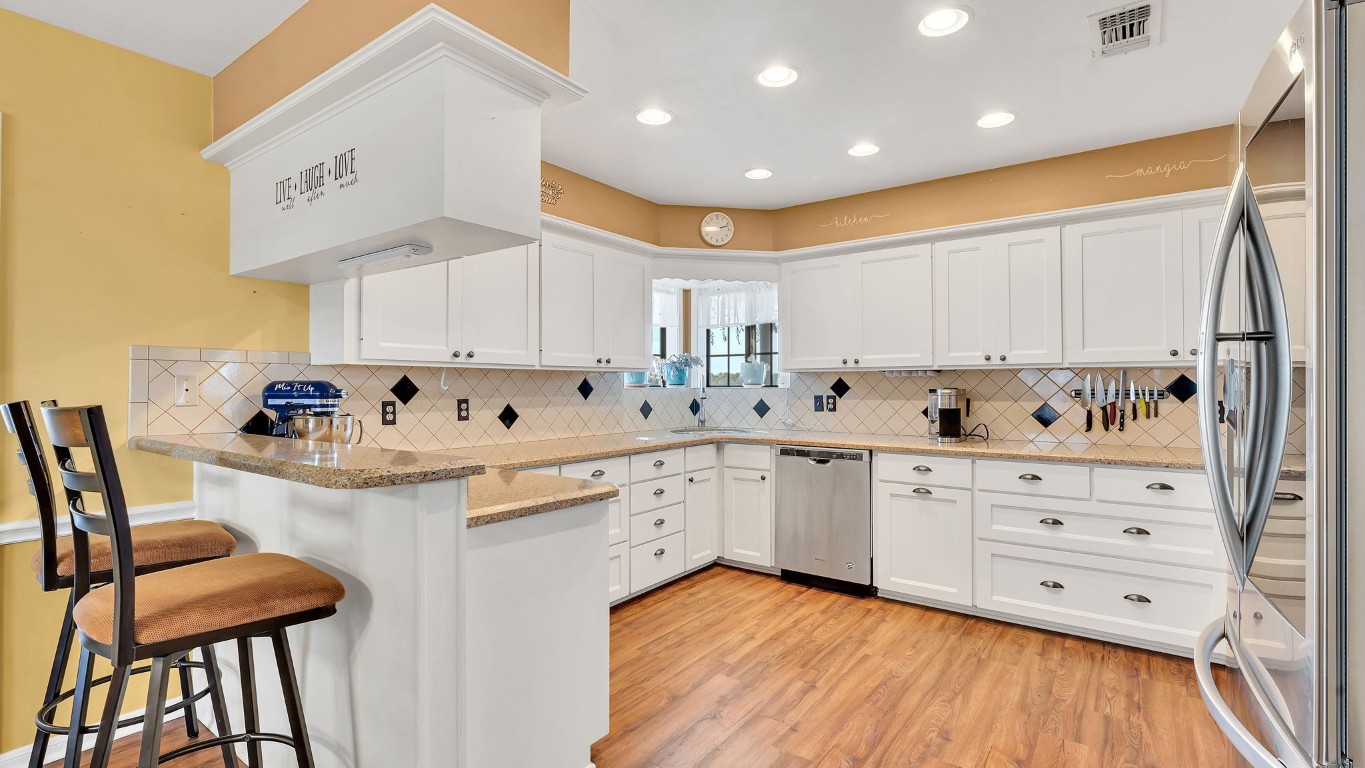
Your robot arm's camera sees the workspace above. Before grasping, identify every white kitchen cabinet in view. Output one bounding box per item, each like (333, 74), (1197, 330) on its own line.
(1062, 212), (1185, 365)
(874, 482), (973, 606)
(541, 234), (651, 370)
(607, 541), (629, 602)
(780, 256), (847, 370)
(848, 244), (934, 368)
(722, 468), (772, 566)
(359, 260), (453, 362)
(934, 227), (1061, 367)
(1261, 199), (1309, 363)
(606, 496), (628, 547)
(684, 467), (720, 569)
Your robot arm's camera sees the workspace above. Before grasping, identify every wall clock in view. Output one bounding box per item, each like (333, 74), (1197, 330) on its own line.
(700, 211), (734, 247)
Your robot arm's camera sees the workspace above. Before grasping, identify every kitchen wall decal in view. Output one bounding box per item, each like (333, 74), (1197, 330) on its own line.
(541, 177), (565, 205)
(816, 212), (892, 228)
(1104, 153), (1227, 180)
(273, 147), (360, 211)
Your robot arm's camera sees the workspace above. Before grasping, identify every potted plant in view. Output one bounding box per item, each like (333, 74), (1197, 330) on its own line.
(662, 353), (703, 387)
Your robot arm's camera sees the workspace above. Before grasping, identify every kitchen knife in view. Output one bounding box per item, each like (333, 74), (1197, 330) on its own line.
(1130, 381), (1139, 421)
(1083, 374), (1093, 432)
(1141, 386), (1150, 418)
(1118, 371), (1127, 431)
(1107, 380), (1117, 427)
(1100, 380), (1110, 431)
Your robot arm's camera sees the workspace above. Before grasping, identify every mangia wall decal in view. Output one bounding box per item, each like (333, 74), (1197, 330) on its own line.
(1105, 154), (1228, 180)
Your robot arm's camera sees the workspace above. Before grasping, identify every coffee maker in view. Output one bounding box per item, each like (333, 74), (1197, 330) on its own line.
(927, 387), (970, 444)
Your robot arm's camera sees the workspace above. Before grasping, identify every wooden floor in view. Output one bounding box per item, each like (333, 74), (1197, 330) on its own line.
(44, 724), (243, 768)
(594, 565), (1243, 768)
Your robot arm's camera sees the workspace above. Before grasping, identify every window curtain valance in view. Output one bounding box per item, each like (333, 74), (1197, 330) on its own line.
(652, 284), (683, 327)
(696, 281), (779, 329)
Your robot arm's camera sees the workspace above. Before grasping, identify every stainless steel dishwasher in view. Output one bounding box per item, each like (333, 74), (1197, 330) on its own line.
(774, 446), (872, 593)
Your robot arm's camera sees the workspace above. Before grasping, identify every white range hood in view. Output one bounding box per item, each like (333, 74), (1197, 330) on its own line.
(202, 5), (585, 284)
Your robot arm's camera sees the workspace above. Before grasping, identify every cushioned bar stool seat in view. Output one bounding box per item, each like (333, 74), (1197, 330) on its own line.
(35, 519), (237, 578)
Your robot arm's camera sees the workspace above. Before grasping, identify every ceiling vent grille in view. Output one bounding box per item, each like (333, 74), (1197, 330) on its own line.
(1089, 1), (1162, 57)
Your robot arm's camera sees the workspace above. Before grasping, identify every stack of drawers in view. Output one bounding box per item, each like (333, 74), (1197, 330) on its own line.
(626, 449), (687, 593)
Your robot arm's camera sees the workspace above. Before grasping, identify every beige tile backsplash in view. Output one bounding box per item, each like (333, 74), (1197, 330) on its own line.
(128, 346), (1307, 456)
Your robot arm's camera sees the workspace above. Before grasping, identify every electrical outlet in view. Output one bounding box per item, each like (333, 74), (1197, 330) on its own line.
(381, 400), (397, 426)
(172, 375), (199, 407)
(457, 399), (470, 422)
(813, 395), (824, 412)
(825, 394), (837, 412)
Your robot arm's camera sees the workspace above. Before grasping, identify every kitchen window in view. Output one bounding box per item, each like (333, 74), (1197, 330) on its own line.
(706, 323), (778, 387)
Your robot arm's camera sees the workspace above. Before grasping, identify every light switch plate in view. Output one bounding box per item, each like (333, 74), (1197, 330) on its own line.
(172, 375), (199, 407)
(381, 400), (397, 426)
(813, 395), (824, 412)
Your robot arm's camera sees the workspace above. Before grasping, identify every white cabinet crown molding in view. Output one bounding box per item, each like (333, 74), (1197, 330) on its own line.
(203, 4), (587, 168)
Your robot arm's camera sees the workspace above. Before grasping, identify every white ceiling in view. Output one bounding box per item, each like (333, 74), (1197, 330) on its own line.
(542, 0), (1303, 209)
(0, 0), (306, 75)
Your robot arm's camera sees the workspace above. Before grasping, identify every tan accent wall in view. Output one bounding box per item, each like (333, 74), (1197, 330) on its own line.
(541, 162), (661, 244)
(211, 0), (570, 139)
(657, 205), (774, 251)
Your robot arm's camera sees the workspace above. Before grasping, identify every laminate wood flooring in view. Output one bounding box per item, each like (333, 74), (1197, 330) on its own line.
(43, 723), (244, 768)
(593, 565), (1243, 768)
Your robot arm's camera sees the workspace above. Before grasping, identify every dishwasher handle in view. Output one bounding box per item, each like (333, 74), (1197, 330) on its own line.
(808, 457), (832, 466)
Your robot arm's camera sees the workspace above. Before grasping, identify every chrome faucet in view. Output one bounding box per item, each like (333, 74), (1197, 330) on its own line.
(696, 386), (708, 428)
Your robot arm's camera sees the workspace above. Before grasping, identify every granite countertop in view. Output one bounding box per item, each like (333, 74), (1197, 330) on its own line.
(466, 470), (618, 528)
(131, 434), (485, 490)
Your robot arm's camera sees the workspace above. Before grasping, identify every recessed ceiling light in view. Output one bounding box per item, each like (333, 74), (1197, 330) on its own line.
(976, 111), (1016, 128)
(755, 65), (799, 88)
(918, 6), (972, 37)
(848, 143), (881, 157)
(744, 168), (773, 180)
(635, 107), (673, 125)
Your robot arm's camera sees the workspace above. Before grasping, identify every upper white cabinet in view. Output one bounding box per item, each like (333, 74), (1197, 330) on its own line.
(1262, 199), (1309, 363)
(934, 227), (1061, 368)
(541, 234), (652, 371)
(1062, 212), (1185, 365)
(356, 244), (539, 366)
(780, 256), (847, 370)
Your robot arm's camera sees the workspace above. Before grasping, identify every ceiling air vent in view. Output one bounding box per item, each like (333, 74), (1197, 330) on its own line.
(1089, 1), (1162, 57)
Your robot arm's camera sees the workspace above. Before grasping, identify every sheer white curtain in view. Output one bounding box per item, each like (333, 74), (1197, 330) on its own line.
(652, 284), (683, 328)
(696, 282), (778, 329)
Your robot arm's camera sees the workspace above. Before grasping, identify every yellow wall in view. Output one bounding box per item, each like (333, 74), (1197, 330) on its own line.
(0, 10), (309, 752)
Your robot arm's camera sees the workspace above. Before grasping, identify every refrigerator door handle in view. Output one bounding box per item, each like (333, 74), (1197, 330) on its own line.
(1198, 168), (1249, 578)
(1195, 619), (1312, 768)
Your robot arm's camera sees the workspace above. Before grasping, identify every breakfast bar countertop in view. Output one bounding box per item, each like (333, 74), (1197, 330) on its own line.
(466, 470), (618, 528)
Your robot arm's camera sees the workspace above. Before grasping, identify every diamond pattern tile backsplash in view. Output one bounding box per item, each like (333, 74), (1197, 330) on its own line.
(128, 346), (1308, 455)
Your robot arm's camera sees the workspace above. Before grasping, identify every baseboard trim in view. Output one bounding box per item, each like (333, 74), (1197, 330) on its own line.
(0, 699), (187, 768)
(0, 501), (196, 546)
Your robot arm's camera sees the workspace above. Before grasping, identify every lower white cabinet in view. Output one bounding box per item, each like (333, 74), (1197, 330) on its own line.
(606, 495), (628, 547)
(607, 541), (629, 602)
(722, 468), (772, 566)
(631, 531), (685, 593)
(873, 481), (972, 606)
(684, 468), (720, 569)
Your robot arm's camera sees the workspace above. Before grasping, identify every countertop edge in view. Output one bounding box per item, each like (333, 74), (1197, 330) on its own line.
(467, 482), (619, 528)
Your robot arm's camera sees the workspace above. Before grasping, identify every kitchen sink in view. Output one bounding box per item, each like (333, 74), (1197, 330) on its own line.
(669, 427), (760, 435)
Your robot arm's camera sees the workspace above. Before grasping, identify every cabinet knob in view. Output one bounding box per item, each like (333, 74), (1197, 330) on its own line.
(911, 487), (933, 495)
(653, 459), (665, 467)
(606, 358), (612, 364)
(688, 476), (695, 483)
(853, 359), (860, 365)
(912, 465), (932, 473)
(653, 488), (665, 496)
(1038, 517), (1064, 526)
(1189, 348), (1197, 356)
(597, 358), (604, 364)
(654, 518), (665, 526)
(1018, 473), (1042, 482)
(760, 474), (767, 481)
(1145, 482), (1175, 491)
(998, 354), (1007, 362)
(1123, 593), (1152, 604)
(842, 359), (849, 365)
(654, 548), (666, 557)
(452, 351), (461, 358)
(466, 350), (474, 359)
(1039, 580), (1065, 590)
(1169, 349), (1179, 357)
(984, 355), (992, 361)
(1122, 526), (1151, 536)
(590, 469), (605, 478)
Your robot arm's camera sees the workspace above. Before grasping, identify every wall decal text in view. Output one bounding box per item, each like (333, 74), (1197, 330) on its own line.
(541, 177), (565, 205)
(273, 147), (360, 211)
(1105, 154), (1227, 180)
(817, 212), (892, 229)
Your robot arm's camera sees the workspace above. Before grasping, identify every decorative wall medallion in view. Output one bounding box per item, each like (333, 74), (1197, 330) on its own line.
(1104, 154), (1227, 180)
(817, 212), (892, 229)
(540, 177), (565, 205)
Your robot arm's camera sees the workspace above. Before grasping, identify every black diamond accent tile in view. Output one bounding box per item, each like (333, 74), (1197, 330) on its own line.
(921, 406), (929, 418)
(1166, 374), (1198, 403)
(830, 377), (851, 399)
(753, 399), (771, 418)
(689, 399), (701, 416)
(390, 374), (420, 406)
(239, 410), (275, 436)
(497, 404), (519, 430)
(577, 377), (594, 400)
(640, 400), (653, 419)
(1031, 403), (1061, 429)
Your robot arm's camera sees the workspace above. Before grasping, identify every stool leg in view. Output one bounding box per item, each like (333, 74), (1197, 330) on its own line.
(237, 637), (262, 768)
(88, 665), (130, 768)
(29, 593), (75, 768)
(271, 629), (316, 768)
(179, 653), (200, 739)
(138, 655), (175, 768)
(62, 647), (95, 768)
(200, 645), (235, 768)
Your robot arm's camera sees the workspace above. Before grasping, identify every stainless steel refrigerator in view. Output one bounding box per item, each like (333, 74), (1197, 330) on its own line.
(1194, 2), (1359, 767)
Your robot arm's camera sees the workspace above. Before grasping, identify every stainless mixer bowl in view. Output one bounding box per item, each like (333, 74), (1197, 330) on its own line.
(289, 414), (363, 444)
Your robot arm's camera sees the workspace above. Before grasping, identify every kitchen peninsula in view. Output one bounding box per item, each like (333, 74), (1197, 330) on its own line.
(131, 433), (616, 768)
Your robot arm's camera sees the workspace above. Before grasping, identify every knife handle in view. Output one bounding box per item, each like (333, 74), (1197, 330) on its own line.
(1133, 402), (1139, 420)
(1101, 406), (1110, 431)
(1085, 408), (1093, 432)
(1119, 408), (1125, 432)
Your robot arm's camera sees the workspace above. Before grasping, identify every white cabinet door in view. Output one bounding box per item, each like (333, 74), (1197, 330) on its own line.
(723, 468), (772, 566)
(594, 247), (652, 371)
(874, 482), (972, 605)
(540, 235), (599, 368)
(994, 227), (1062, 366)
(848, 244), (933, 368)
(1261, 199), (1308, 363)
(1183, 205), (1238, 364)
(1063, 212), (1185, 364)
(780, 257), (848, 370)
(606, 496), (627, 548)
(459, 244), (538, 367)
(684, 468), (719, 569)
(607, 541), (629, 602)
(933, 236), (996, 368)
(359, 260), (452, 362)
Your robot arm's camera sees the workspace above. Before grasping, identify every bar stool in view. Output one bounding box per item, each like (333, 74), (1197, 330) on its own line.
(42, 403), (345, 768)
(2, 400), (239, 768)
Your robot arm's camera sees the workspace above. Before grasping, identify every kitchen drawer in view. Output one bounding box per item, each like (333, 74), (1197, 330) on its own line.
(1093, 467), (1212, 510)
(630, 473), (685, 514)
(561, 456), (630, 487)
(608, 541), (629, 602)
(975, 540), (1221, 649)
(875, 452), (972, 489)
(974, 492), (1222, 570)
(629, 502), (684, 545)
(630, 448), (685, 481)
(685, 444), (718, 472)
(976, 460), (1090, 499)
(631, 531), (684, 593)
(723, 443), (772, 471)
(1270, 479), (1307, 522)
